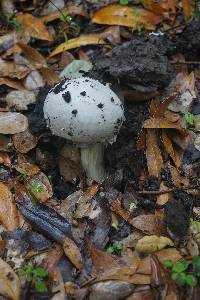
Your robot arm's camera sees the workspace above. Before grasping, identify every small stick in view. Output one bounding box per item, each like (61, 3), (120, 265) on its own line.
(136, 185), (200, 195)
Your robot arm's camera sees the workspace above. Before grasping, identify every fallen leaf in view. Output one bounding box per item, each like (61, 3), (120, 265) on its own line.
(14, 157), (40, 176)
(16, 13), (52, 41)
(43, 244), (64, 276)
(50, 34), (105, 57)
(167, 163), (189, 187)
(0, 135), (11, 152)
(0, 182), (19, 230)
(0, 257), (21, 300)
(92, 5), (162, 30)
(0, 112), (28, 134)
(40, 67), (60, 85)
(137, 248), (182, 274)
(111, 196), (131, 222)
(0, 32), (15, 54)
(0, 152), (11, 166)
(144, 118), (187, 136)
(63, 237), (83, 270)
(146, 129), (163, 177)
(142, 0), (176, 20)
(12, 129), (38, 153)
(18, 43), (47, 69)
(150, 254), (166, 286)
(41, 6), (87, 23)
(26, 172), (53, 203)
(126, 286), (155, 300)
(0, 58), (29, 79)
(0, 78), (24, 90)
(162, 130), (181, 168)
(130, 214), (162, 235)
(51, 268), (65, 300)
(136, 235), (174, 253)
(181, 0), (195, 21)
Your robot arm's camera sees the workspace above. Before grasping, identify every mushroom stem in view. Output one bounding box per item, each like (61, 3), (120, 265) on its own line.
(80, 143), (106, 184)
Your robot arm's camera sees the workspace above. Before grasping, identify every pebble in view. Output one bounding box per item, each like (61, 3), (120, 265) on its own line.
(0, 112), (28, 134)
(6, 90), (36, 111)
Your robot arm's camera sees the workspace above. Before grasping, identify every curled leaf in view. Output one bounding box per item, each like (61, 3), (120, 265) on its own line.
(136, 235), (174, 253)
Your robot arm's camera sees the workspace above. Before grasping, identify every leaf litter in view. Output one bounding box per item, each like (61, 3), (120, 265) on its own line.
(0, 0), (199, 299)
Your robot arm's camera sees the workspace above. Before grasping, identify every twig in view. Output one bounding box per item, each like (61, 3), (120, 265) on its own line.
(136, 185), (200, 195)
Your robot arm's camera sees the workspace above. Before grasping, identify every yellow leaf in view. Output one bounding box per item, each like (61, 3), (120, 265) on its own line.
(136, 235), (174, 253)
(16, 13), (52, 41)
(92, 5), (162, 30)
(0, 258), (21, 300)
(142, 0), (176, 20)
(50, 34), (105, 57)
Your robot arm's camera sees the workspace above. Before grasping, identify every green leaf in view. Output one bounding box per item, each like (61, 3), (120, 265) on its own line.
(33, 267), (48, 277)
(173, 272), (186, 286)
(182, 111), (196, 126)
(163, 259), (173, 269)
(119, 0), (129, 5)
(27, 273), (33, 282)
(106, 247), (114, 254)
(172, 260), (189, 273)
(192, 256), (200, 272)
(186, 274), (198, 287)
(35, 279), (47, 293)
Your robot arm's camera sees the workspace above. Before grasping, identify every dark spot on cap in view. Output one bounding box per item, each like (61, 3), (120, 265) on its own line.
(101, 114), (105, 119)
(111, 97), (114, 102)
(80, 91), (86, 96)
(62, 91), (71, 103)
(85, 79), (89, 82)
(117, 118), (121, 124)
(97, 103), (104, 109)
(68, 132), (73, 136)
(120, 104), (123, 109)
(72, 109), (77, 116)
(53, 80), (67, 94)
(114, 125), (119, 129)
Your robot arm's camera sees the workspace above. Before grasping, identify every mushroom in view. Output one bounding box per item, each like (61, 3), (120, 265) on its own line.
(43, 77), (125, 184)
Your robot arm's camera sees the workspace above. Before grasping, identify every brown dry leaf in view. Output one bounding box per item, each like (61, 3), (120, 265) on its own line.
(0, 78), (24, 90)
(152, 93), (179, 118)
(63, 237), (83, 270)
(137, 248), (182, 275)
(146, 129), (163, 178)
(111, 196), (131, 222)
(181, 0), (195, 21)
(40, 67), (60, 85)
(16, 13), (52, 41)
(43, 244), (64, 276)
(0, 152), (11, 166)
(14, 157), (40, 176)
(162, 130), (181, 168)
(92, 5), (162, 30)
(0, 182), (19, 230)
(136, 235), (174, 253)
(0, 58), (29, 79)
(50, 34), (105, 57)
(126, 286), (155, 300)
(137, 128), (146, 150)
(164, 111), (180, 123)
(0, 135), (11, 152)
(51, 268), (65, 300)
(100, 26), (121, 44)
(167, 164), (189, 187)
(41, 6), (87, 23)
(142, 0), (176, 20)
(144, 117), (187, 136)
(18, 43), (47, 69)
(0, 257), (21, 300)
(130, 214), (162, 235)
(12, 129), (38, 153)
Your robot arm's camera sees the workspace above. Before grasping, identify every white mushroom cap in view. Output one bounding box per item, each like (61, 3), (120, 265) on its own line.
(43, 77), (125, 146)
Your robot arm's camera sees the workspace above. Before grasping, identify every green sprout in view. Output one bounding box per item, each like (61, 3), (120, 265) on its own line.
(119, 0), (129, 5)
(59, 12), (72, 24)
(19, 265), (48, 293)
(30, 180), (44, 194)
(182, 111), (196, 127)
(106, 242), (123, 255)
(163, 257), (200, 288)
(5, 13), (22, 32)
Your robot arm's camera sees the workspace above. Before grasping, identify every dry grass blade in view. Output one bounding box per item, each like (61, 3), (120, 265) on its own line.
(146, 129), (163, 178)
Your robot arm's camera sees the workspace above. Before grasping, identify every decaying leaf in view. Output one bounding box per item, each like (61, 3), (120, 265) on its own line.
(0, 182), (19, 230)
(50, 34), (105, 57)
(63, 236), (83, 270)
(130, 214), (162, 235)
(40, 67), (60, 85)
(18, 43), (47, 69)
(0, 78), (24, 90)
(41, 6), (87, 23)
(146, 129), (163, 178)
(162, 130), (181, 168)
(0, 257), (21, 300)
(142, 0), (176, 20)
(12, 129), (38, 153)
(144, 117), (187, 136)
(136, 235), (174, 253)
(0, 112), (28, 134)
(92, 5), (162, 30)
(16, 13), (53, 41)
(111, 196), (131, 222)
(14, 160), (40, 176)
(0, 152), (11, 166)
(0, 58), (29, 79)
